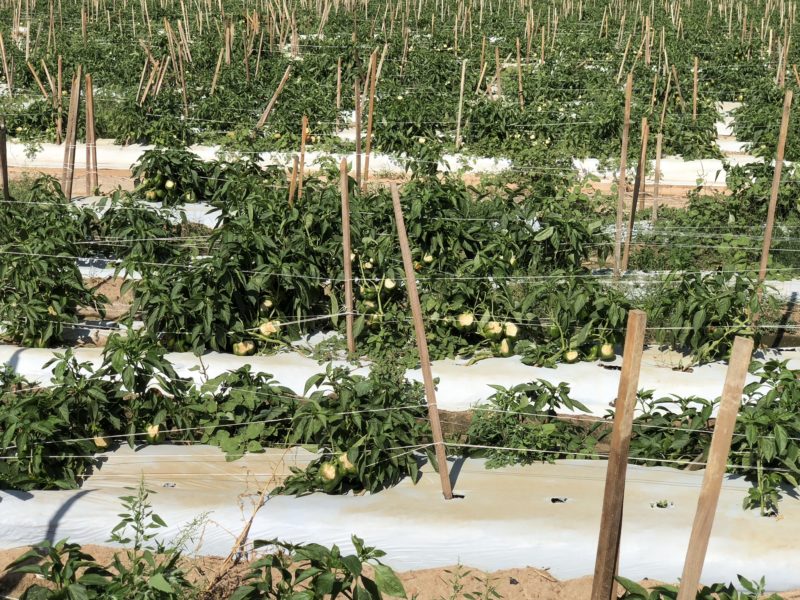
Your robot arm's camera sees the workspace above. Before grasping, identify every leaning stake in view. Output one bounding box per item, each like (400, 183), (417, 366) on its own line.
(614, 73), (633, 278)
(61, 65), (83, 199)
(590, 309), (647, 600)
(758, 89), (793, 283)
(390, 183), (453, 500)
(676, 336), (754, 600)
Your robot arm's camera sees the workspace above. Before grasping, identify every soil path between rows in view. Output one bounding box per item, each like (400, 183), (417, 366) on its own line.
(0, 544), (797, 599)
(8, 166), (706, 210)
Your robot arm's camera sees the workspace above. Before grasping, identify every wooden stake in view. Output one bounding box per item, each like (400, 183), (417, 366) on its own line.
(455, 59), (467, 149)
(676, 336), (754, 600)
(621, 117), (648, 272)
(590, 309), (647, 600)
(362, 52), (377, 192)
(658, 68), (672, 132)
(671, 65), (686, 110)
(256, 65), (292, 129)
(85, 73), (98, 195)
(516, 37), (524, 109)
(637, 117), (649, 210)
(354, 77), (362, 189)
(335, 56), (342, 131)
(758, 89), (793, 283)
(27, 61), (48, 99)
(0, 120), (9, 202)
(614, 73), (633, 278)
(210, 47), (223, 95)
(0, 33), (12, 97)
(287, 155), (298, 205)
(298, 115), (307, 200)
(390, 183), (454, 501)
(493, 45), (501, 96)
(339, 158), (355, 355)
(56, 55), (62, 144)
(61, 65), (82, 199)
(652, 132), (662, 225)
(692, 56), (699, 121)
(615, 33), (632, 84)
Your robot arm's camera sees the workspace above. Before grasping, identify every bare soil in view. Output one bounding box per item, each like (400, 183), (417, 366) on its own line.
(8, 167), (137, 195)
(0, 545), (797, 599)
(8, 165), (711, 210)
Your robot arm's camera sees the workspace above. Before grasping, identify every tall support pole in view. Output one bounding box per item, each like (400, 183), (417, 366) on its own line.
(455, 59), (467, 149)
(591, 309), (647, 600)
(614, 73), (633, 278)
(758, 89), (793, 283)
(339, 158), (355, 355)
(85, 73), (98, 195)
(61, 65), (82, 199)
(390, 184), (454, 500)
(676, 337), (754, 600)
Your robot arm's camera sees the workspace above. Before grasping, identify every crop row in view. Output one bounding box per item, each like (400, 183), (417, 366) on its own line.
(3, 149), (795, 366)
(2, 0), (793, 163)
(3, 330), (799, 520)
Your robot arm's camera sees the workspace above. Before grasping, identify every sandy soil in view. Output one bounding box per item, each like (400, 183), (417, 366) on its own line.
(0, 544), (797, 599)
(8, 165), (709, 209)
(9, 166), (137, 195)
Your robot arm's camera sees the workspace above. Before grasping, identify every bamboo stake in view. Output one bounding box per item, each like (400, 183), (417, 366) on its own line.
(758, 90), (793, 283)
(339, 158), (355, 355)
(390, 183), (454, 501)
(614, 73), (633, 278)
(676, 336), (754, 600)
(590, 309), (647, 600)
(256, 64), (292, 128)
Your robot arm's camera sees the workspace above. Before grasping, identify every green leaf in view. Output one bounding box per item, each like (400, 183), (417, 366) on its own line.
(373, 564), (406, 598)
(692, 308), (706, 333)
(148, 573), (175, 593)
(341, 555), (363, 576)
(533, 226), (554, 242)
(66, 584), (90, 600)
